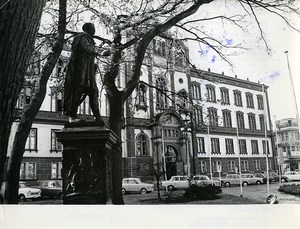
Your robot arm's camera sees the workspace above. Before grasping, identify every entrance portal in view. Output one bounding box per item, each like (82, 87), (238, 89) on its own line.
(165, 145), (178, 179)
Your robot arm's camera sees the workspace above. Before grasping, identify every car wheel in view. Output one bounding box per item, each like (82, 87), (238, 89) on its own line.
(167, 185), (174, 191)
(281, 178), (287, 183)
(140, 188), (147, 195)
(242, 182), (248, 186)
(18, 194), (26, 202)
(122, 188), (126, 195)
(256, 181), (262, 185)
(224, 182), (230, 187)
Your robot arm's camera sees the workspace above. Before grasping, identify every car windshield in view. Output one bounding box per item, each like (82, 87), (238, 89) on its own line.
(19, 183), (27, 188)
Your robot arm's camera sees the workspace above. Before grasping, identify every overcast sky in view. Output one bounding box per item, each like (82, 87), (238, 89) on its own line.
(187, 0), (300, 123)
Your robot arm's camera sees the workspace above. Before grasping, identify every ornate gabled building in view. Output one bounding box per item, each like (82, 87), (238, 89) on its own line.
(275, 118), (300, 172)
(6, 37), (276, 183)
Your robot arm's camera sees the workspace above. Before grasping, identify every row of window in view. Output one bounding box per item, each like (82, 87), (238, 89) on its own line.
(193, 107), (266, 130)
(196, 137), (270, 155)
(280, 131), (300, 142)
(191, 84), (264, 109)
(199, 159), (272, 173)
(25, 128), (62, 152)
(20, 162), (62, 180)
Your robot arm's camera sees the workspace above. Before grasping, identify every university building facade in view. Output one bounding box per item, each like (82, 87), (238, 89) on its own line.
(6, 38), (276, 183)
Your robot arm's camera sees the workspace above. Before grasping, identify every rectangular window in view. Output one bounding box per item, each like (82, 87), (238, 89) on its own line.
(254, 160), (261, 171)
(241, 160), (249, 172)
(222, 110), (232, 128)
(196, 137), (205, 154)
(246, 93), (254, 108)
(248, 114), (256, 130)
(239, 139), (247, 155)
(265, 160), (272, 170)
(193, 107), (203, 126)
(259, 115), (265, 130)
(25, 128), (37, 151)
(213, 161), (222, 173)
(208, 108), (218, 127)
(191, 84), (201, 100)
(251, 140), (259, 155)
(51, 129), (62, 152)
(211, 138), (220, 154)
(225, 139), (234, 154)
(20, 163), (25, 180)
(220, 88), (230, 105)
(51, 162), (62, 179)
(227, 160), (236, 173)
(236, 112), (245, 129)
(262, 140), (270, 154)
(19, 162), (37, 180)
(206, 85), (216, 103)
(200, 160), (207, 173)
(257, 95), (264, 110)
(234, 90), (243, 107)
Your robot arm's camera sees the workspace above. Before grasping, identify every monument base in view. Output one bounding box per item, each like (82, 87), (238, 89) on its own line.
(56, 121), (117, 204)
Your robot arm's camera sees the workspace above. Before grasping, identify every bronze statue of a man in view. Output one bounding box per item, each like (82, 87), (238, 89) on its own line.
(63, 23), (106, 123)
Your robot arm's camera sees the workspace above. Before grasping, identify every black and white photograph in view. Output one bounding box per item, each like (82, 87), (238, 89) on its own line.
(0, 0), (300, 228)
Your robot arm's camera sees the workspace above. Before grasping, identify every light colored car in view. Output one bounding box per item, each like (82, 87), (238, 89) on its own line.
(191, 175), (221, 187)
(161, 175), (190, 191)
(221, 174), (263, 187)
(18, 182), (41, 201)
(240, 174), (264, 185)
(284, 171), (300, 181)
(122, 178), (154, 194)
(0, 181), (41, 202)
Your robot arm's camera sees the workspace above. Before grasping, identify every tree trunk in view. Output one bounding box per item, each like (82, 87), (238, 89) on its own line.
(108, 91), (125, 204)
(4, 0), (67, 204)
(0, 0), (46, 188)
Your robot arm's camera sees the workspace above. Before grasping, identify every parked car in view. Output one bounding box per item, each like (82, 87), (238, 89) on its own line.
(191, 175), (221, 187)
(264, 171), (289, 183)
(284, 171), (300, 181)
(161, 175), (190, 191)
(240, 174), (264, 185)
(37, 180), (62, 198)
(122, 178), (154, 194)
(18, 182), (42, 201)
(221, 174), (263, 187)
(1, 181), (41, 202)
(253, 173), (275, 184)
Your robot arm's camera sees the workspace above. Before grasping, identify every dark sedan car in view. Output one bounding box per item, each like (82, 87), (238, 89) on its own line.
(38, 180), (62, 198)
(264, 172), (289, 183)
(253, 173), (275, 184)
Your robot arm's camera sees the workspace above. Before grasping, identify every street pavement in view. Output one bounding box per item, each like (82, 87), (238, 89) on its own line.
(15, 181), (300, 205)
(221, 181), (300, 204)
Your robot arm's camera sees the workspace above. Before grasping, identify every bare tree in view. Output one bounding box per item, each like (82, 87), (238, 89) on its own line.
(0, 0), (46, 189)
(3, 0), (67, 204)
(75, 0), (299, 204)
(1, 0), (299, 205)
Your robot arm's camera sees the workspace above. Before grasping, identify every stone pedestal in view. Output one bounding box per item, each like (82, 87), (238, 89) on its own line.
(56, 121), (117, 204)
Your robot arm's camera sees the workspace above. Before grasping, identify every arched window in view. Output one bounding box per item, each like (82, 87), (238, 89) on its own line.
(156, 77), (168, 109)
(136, 133), (149, 156)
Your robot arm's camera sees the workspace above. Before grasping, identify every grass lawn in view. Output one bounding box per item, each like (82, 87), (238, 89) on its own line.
(123, 192), (264, 205)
